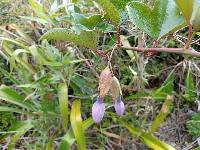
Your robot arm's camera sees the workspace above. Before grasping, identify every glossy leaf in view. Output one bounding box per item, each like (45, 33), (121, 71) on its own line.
(0, 85), (33, 110)
(95, 0), (120, 26)
(150, 95), (173, 133)
(175, 0), (194, 23)
(70, 100), (86, 150)
(126, 0), (184, 39)
(58, 118), (93, 150)
(8, 120), (33, 150)
(124, 123), (176, 150)
(41, 28), (100, 50)
(58, 83), (69, 131)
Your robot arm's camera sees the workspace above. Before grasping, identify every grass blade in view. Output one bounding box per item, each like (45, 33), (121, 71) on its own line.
(124, 123), (176, 150)
(58, 83), (69, 131)
(150, 95), (173, 133)
(0, 106), (27, 114)
(70, 100), (86, 150)
(183, 62), (197, 102)
(59, 117), (93, 150)
(8, 120), (33, 150)
(0, 85), (33, 110)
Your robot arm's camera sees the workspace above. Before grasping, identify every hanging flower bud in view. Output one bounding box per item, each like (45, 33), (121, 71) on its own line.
(114, 95), (125, 116)
(92, 97), (105, 123)
(99, 67), (112, 97)
(110, 76), (122, 100)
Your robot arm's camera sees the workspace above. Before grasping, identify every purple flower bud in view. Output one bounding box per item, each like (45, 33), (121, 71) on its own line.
(92, 97), (105, 123)
(114, 95), (125, 116)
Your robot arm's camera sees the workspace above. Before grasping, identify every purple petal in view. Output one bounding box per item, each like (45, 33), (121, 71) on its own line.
(114, 96), (125, 116)
(92, 97), (105, 123)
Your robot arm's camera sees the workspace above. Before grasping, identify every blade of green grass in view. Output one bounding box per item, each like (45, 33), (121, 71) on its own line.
(0, 85), (34, 110)
(8, 120), (33, 150)
(58, 83), (69, 131)
(70, 100), (86, 150)
(0, 106), (27, 114)
(0, 67), (31, 94)
(58, 117), (93, 150)
(150, 95), (173, 133)
(0, 37), (29, 50)
(123, 123), (176, 150)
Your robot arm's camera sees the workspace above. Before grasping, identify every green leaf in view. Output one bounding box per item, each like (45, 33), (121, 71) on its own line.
(126, 0), (184, 39)
(20, 16), (48, 25)
(110, 0), (131, 11)
(150, 95), (173, 133)
(10, 49), (30, 73)
(0, 106), (27, 114)
(28, 0), (50, 23)
(45, 139), (54, 150)
(70, 75), (95, 95)
(58, 83), (68, 131)
(197, 32), (200, 36)
(1, 41), (35, 74)
(65, 3), (81, 14)
(110, 0), (132, 23)
(72, 0), (79, 3)
(71, 13), (103, 29)
(41, 28), (100, 50)
(58, 118), (93, 150)
(0, 67), (31, 94)
(187, 112), (200, 137)
(123, 123), (176, 150)
(29, 45), (63, 67)
(0, 85), (33, 110)
(191, 1), (200, 31)
(183, 64), (197, 102)
(151, 70), (175, 101)
(8, 120), (33, 150)
(70, 100), (86, 150)
(175, 0), (194, 23)
(95, 0), (120, 26)
(0, 37), (29, 50)
(4, 24), (34, 44)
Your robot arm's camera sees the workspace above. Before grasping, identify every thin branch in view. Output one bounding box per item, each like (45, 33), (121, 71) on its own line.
(114, 46), (200, 57)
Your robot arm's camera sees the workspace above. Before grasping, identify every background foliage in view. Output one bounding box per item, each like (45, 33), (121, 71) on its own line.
(0, 0), (200, 149)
